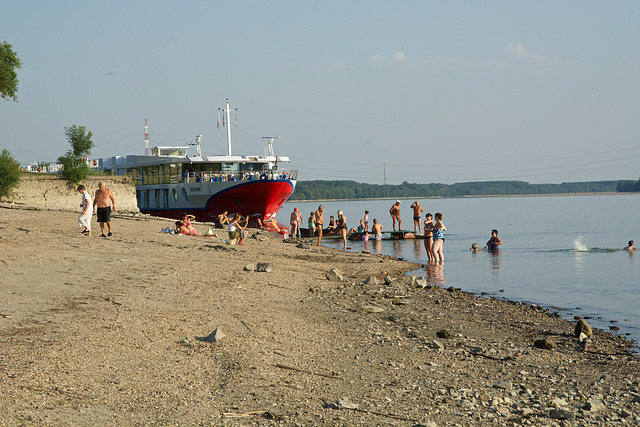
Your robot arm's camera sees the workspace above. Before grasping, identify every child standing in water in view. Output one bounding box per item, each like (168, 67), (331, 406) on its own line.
(363, 210), (369, 232)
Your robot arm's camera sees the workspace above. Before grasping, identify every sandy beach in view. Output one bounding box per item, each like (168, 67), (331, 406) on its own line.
(1, 206), (639, 426)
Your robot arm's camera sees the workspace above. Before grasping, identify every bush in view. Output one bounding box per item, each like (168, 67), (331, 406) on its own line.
(0, 149), (21, 200)
(58, 154), (90, 184)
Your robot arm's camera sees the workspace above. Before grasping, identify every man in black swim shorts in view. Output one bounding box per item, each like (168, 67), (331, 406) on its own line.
(93, 182), (116, 237)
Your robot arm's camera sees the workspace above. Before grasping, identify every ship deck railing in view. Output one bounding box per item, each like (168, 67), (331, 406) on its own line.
(138, 169), (298, 185)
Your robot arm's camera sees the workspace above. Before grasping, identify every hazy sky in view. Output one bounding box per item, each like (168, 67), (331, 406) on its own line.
(2, 1), (639, 184)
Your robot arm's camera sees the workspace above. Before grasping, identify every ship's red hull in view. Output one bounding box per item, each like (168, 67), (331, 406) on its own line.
(139, 180), (295, 223)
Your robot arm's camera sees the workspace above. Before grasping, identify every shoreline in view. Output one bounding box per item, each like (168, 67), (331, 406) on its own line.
(289, 192), (635, 203)
(1, 207), (639, 425)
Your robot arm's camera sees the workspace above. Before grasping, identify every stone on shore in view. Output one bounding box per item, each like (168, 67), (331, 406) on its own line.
(326, 268), (344, 281)
(196, 328), (225, 343)
(575, 318), (593, 338)
(533, 338), (555, 349)
(256, 262), (273, 272)
(436, 329), (453, 339)
(325, 399), (358, 410)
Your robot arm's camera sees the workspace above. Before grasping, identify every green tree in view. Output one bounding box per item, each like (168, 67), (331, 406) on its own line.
(0, 41), (22, 102)
(0, 149), (21, 199)
(58, 125), (94, 184)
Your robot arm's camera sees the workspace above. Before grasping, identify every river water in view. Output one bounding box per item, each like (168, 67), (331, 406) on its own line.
(284, 194), (639, 345)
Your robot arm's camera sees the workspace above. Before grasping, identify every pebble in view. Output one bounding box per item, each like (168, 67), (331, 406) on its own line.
(493, 380), (513, 391)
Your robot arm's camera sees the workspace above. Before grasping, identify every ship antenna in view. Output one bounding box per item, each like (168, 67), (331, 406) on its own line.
(262, 136), (281, 157)
(187, 135), (202, 157)
(218, 98), (238, 156)
(144, 119), (150, 156)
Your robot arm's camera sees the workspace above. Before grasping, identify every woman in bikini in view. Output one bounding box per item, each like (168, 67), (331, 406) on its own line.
(423, 213), (435, 262)
(431, 212), (446, 263)
(336, 210), (348, 250)
(175, 220), (218, 238)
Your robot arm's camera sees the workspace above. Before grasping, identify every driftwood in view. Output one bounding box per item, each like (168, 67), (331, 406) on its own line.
(222, 410), (267, 418)
(266, 283), (294, 290)
(322, 400), (419, 422)
(468, 351), (514, 361)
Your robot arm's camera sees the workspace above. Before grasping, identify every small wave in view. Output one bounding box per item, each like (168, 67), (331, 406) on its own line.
(573, 236), (589, 252)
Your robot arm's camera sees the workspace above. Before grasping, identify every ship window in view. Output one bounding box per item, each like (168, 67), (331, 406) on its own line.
(181, 187), (188, 202)
(172, 188), (178, 202)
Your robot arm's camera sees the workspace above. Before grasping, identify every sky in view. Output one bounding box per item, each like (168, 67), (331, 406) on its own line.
(1, 0), (639, 185)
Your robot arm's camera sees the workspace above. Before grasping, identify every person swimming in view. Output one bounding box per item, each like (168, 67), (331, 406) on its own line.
(623, 240), (635, 253)
(483, 229), (502, 251)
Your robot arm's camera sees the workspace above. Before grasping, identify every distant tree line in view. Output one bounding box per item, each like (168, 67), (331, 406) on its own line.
(616, 179), (640, 192)
(290, 179), (636, 201)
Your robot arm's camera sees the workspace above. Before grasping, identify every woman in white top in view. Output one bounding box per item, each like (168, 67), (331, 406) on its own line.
(228, 213), (248, 246)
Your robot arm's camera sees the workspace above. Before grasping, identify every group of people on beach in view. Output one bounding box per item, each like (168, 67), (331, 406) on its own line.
(289, 205), (385, 251)
(76, 182), (116, 238)
(287, 200), (508, 263)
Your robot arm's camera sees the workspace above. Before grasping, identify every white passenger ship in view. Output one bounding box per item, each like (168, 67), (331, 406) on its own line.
(103, 99), (297, 223)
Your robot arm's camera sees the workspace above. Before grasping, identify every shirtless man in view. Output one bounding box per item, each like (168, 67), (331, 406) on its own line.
(290, 208), (301, 238)
(410, 201), (424, 235)
(389, 200), (401, 231)
(371, 219), (383, 240)
(314, 205), (325, 246)
(93, 181), (115, 237)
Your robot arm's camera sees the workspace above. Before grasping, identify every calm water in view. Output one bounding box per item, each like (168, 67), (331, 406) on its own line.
(284, 195), (640, 345)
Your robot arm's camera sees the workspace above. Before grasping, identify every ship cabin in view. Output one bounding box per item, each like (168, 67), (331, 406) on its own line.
(103, 146), (297, 186)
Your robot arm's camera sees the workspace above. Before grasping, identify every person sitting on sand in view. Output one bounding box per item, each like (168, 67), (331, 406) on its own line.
(228, 213), (248, 246)
(371, 219), (383, 240)
(623, 240), (635, 253)
(175, 220), (219, 238)
(326, 215), (337, 235)
(470, 243), (480, 253)
(182, 213), (196, 226)
(217, 211), (230, 228)
(181, 213), (200, 235)
(483, 229), (502, 251)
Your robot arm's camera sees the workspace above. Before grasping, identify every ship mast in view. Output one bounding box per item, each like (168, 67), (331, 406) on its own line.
(218, 98), (237, 156)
